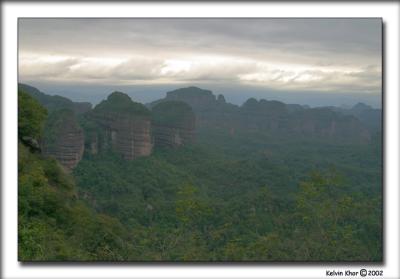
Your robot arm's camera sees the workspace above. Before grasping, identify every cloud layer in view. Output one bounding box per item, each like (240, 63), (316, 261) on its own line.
(19, 18), (382, 95)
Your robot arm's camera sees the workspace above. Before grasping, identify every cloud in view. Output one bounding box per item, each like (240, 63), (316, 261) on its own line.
(18, 18), (381, 94)
(19, 56), (79, 78)
(238, 63), (381, 93)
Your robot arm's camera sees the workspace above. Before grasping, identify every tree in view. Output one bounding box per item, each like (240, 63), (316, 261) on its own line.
(293, 171), (375, 260)
(18, 90), (47, 140)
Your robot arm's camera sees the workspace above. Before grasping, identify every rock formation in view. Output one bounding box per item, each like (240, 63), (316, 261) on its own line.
(150, 86), (239, 130)
(165, 86), (217, 110)
(22, 83), (376, 169)
(42, 109), (84, 170)
(290, 108), (371, 143)
(330, 102), (382, 133)
(152, 101), (195, 148)
(88, 92), (153, 160)
(150, 87), (372, 143)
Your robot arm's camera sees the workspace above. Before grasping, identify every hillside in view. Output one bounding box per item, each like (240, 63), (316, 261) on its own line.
(18, 83), (92, 114)
(18, 90), (138, 261)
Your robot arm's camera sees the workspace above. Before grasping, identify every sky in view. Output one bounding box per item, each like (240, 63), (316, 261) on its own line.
(18, 18), (382, 107)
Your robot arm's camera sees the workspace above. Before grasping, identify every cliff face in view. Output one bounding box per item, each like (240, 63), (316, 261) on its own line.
(290, 108), (371, 143)
(151, 86), (239, 129)
(150, 87), (372, 143)
(152, 101), (195, 148)
(42, 109), (84, 170)
(330, 102), (382, 133)
(89, 92), (153, 160)
(23, 83), (376, 169)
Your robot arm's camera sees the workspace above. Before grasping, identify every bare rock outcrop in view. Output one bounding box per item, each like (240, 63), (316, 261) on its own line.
(150, 87), (372, 144)
(152, 101), (195, 148)
(42, 109), (84, 170)
(291, 108), (371, 143)
(89, 92), (153, 160)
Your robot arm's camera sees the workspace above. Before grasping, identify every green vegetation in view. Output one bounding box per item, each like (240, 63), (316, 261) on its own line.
(18, 90), (47, 140)
(73, 130), (382, 261)
(18, 94), (137, 261)
(18, 83), (91, 114)
(18, 144), (137, 260)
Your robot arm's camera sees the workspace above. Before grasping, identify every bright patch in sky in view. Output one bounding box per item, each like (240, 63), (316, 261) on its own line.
(161, 59), (192, 75)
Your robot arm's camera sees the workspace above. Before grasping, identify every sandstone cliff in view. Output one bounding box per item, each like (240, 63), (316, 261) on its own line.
(152, 101), (195, 148)
(150, 86), (239, 130)
(150, 87), (372, 143)
(88, 92), (153, 160)
(290, 108), (371, 143)
(42, 109), (84, 170)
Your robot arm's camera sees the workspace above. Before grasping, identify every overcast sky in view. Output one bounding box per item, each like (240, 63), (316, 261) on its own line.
(18, 18), (382, 107)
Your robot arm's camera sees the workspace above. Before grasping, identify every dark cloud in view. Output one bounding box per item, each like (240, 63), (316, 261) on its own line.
(19, 18), (381, 57)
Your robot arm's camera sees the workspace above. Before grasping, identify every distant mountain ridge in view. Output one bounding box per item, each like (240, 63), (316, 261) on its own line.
(19, 84), (197, 169)
(327, 103), (382, 132)
(18, 83), (92, 115)
(20, 84), (380, 169)
(150, 86), (377, 143)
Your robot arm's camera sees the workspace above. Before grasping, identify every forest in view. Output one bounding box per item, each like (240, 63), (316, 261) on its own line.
(18, 84), (382, 261)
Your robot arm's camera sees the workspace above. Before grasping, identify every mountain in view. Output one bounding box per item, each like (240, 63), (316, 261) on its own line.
(20, 85), (198, 167)
(19, 87), (85, 171)
(165, 86), (216, 109)
(18, 83), (92, 114)
(152, 101), (196, 148)
(150, 87), (372, 143)
(18, 90), (138, 261)
(348, 103), (382, 132)
(323, 102), (382, 133)
(87, 91), (153, 160)
(21, 84), (377, 171)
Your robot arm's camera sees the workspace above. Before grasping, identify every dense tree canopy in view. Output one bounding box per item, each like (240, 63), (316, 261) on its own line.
(18, 90), (47, 140)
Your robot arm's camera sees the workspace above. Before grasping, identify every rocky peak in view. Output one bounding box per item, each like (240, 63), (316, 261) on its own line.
(90, 92), (152, 160)
(217, 94), (226, 104)
(165, 87), (216, 110)
(352, 102), (372, 111)
(242, 98), (258, 109)
(95, 91), (151, 118)
(242, 98), (287, 116)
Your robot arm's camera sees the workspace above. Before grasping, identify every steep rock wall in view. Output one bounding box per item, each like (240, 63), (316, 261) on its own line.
(89, 92), (153, 159)
(152, 101), (195, 148)
(42, 109), (84, 170)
